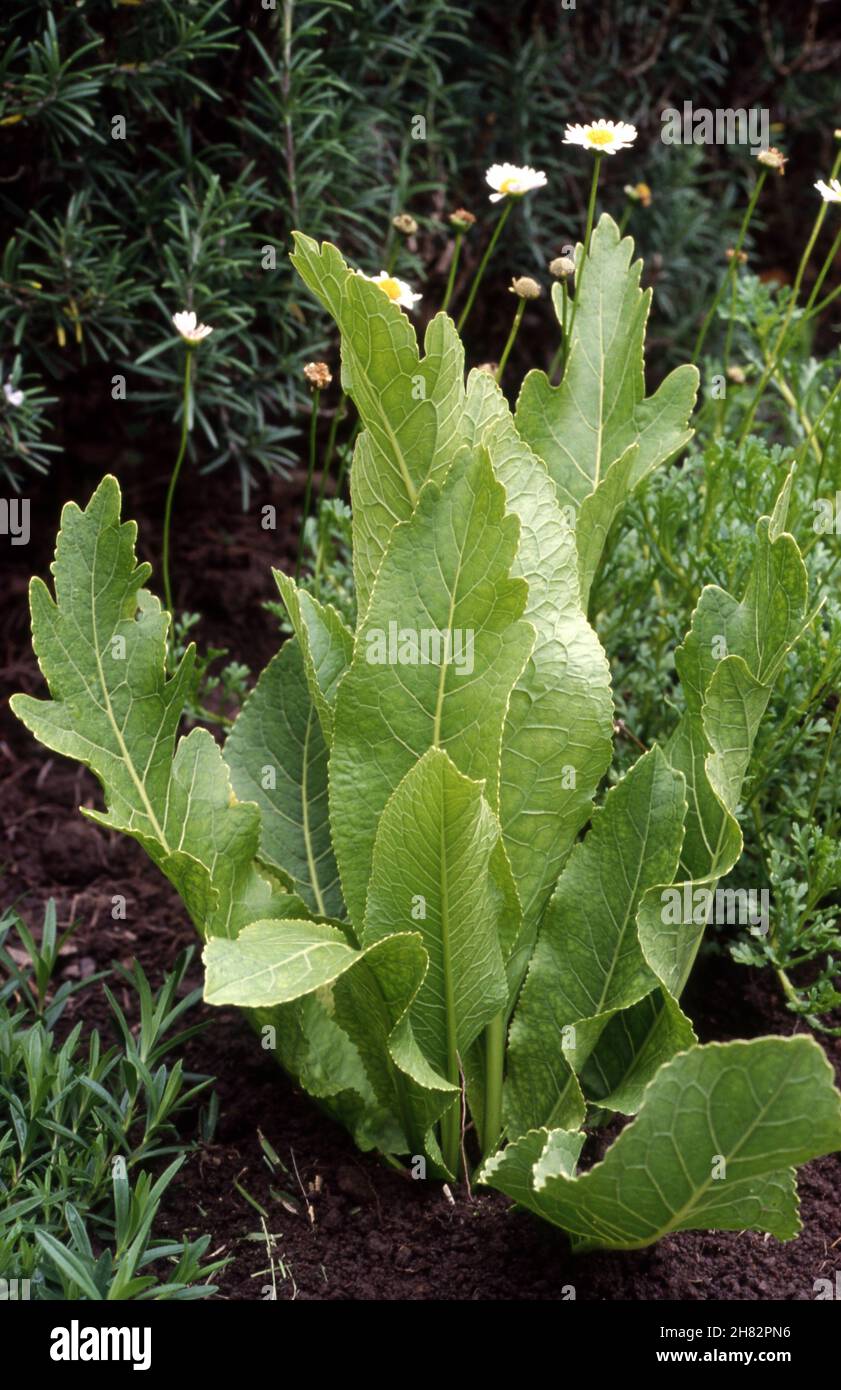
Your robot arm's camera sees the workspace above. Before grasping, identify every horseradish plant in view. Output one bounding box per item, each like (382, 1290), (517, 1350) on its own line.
(14, 217), (841, 1251)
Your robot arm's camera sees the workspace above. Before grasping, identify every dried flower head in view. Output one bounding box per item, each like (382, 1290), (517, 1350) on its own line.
(509, 276), (542, 300)
(172, 309), (213, 345)
(726, 247), (748, 264)
(485, 163), (547, 203)
(563, 120), (638, 156)
(303, 361), (332, 390)
(392, 213), (418, 236)
(623, 181), (652, 206)
(815, 178), (841, 204)
(449, 208), (476, 231)
(756, 147), (787, 175)
(549, 256), (576, 279)
(356, 270), (422, 310)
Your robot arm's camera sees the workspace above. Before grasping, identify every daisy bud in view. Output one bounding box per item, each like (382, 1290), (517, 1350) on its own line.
(509, 276), (542, 300)
(449, 208), (476, 231)
(303, 361), (332, 390)
(392, 213), (418, 236)
(726, 248), (748, 264)
(549, 256), (575, 279)
(726, 365), (746, 384)
(756, 147), (787, 175)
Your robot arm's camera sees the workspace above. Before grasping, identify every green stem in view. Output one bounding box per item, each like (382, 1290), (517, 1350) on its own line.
(322, 394), (346, 481)
(296, 387), (320, 581)
(442, 231), (462, 314)
(495, 298), (526, 384)
(482, 1011), (506, 1157)
(692, 167), (767, 362)
(802, 367), (841, 498)
(318, 394), (345, 510)
(803, 223), (841, 319)
(566, 153), (602, 350)
(162, 348), (193, 616)
(457, 199), (512, 333)
(737, 150), (841, 446)
(335, 417), (361, 498)
(547, 280), (569, 383)
(803, 276), (841, 324)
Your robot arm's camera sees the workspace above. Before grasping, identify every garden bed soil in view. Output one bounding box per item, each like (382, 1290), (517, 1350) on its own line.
(3, 458), (840, 1301)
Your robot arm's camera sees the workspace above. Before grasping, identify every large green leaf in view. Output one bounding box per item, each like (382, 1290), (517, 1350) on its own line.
(10, 475), (291, 939)
(505, 747), (690, 1136)
(637, 472), (810, 998)
(9, 476), (392, 1150)
(273, 571), (354, 746)
(224, 637), (343, 920)
(363, 748), (509, 1080)
(290, 234), (466, 617)
(482, 1037), (841, 1251)
(463, 371), (614, 957)
(204, 920), (455, 1158)
(329, 446), (534, 929)
(515, 214), (698, 604)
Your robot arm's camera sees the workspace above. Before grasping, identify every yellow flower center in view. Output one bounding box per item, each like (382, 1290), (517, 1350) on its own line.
(586, 128), (614, 146)
(499, 177), (520, 194)
(379, 277), (402, 301)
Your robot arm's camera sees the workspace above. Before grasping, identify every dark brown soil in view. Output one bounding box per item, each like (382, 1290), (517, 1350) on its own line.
(3, 458), (840, 1301)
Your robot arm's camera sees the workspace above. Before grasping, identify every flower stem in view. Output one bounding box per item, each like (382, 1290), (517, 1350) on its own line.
(736, 150), (841, 445)
(495, 298), (526, 384)
(335, 417), (361, 498)
(692, 167), (767, 362)
(442, 231), (463, 314)
(802, 223), (841, 319)
(802, 276), (841, 324)
(296, 387), (321, 581)
(566, 153), (602, 350)
(318, 393), (346, 510)
(547, 281), (569, 383)
(162, 348), (193, 616)
(802, 369), (841, 500)
(457, 199), (512, 333)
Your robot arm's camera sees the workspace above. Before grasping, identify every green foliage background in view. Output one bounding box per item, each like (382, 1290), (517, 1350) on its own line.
(1, 0), (839, 493)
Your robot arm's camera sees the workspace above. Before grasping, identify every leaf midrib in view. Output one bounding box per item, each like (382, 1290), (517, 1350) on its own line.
(90, 543), (170, 854)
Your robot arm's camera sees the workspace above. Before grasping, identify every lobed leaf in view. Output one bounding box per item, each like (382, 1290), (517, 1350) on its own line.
(482, 1037), (841, 1250)
(515, 214), (698, 604)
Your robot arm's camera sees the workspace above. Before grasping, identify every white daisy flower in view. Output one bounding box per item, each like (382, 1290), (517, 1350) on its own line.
(357, 271), (422, 310)
(172, 309), (214, 344)
(485, 163), (548, 203)
(563, 120), (638, 156)
(815, 178), (841, 204)
(3, 381), (24, 407)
